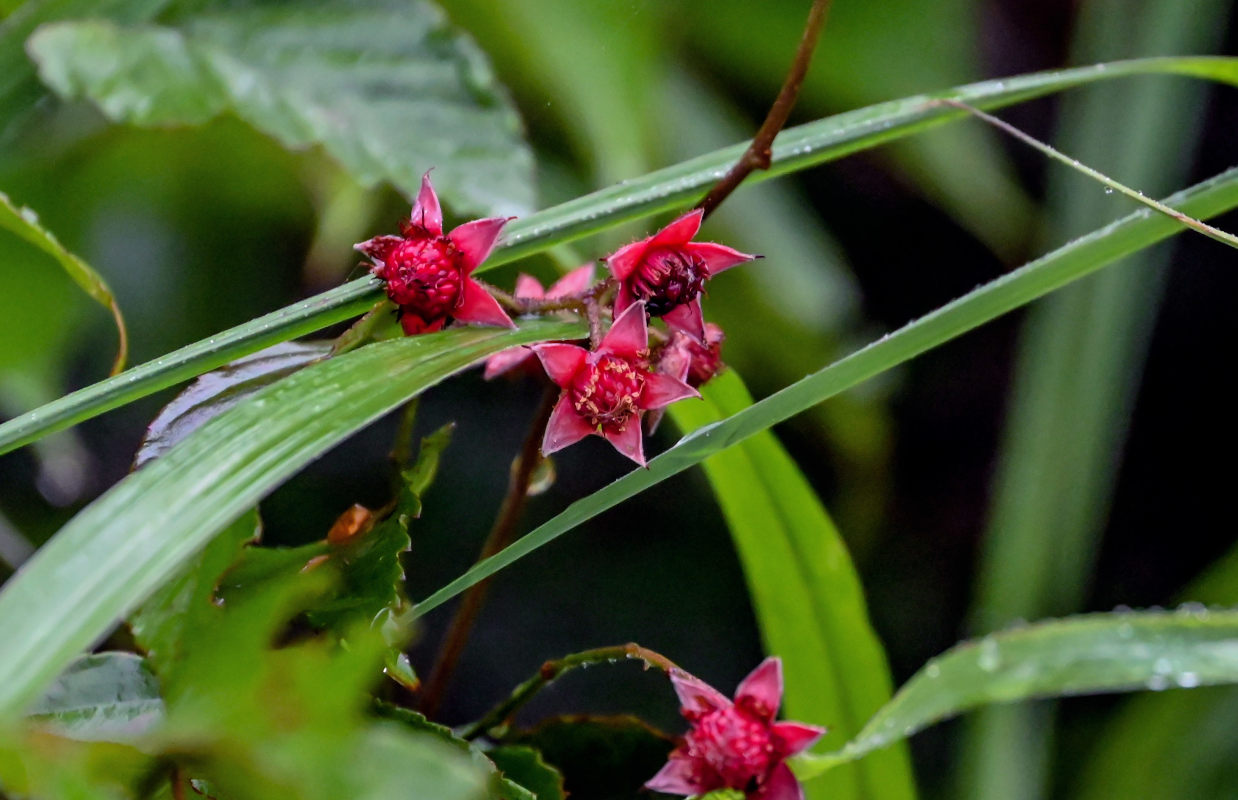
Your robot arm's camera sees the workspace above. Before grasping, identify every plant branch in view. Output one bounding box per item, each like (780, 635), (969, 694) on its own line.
(458, 643), (678, 740)
(937, 99), (1238, 250)
(419, 385), (560, 717)
(696, 0), (833, 218)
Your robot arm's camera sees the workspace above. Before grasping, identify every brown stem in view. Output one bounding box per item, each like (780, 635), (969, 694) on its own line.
(170, 766), (186, 800)
(419, 385), (560, 717)
(457, 643), (679, 740)
(695, 0), (833, 219)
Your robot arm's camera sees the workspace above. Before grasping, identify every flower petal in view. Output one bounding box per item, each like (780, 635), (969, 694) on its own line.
(649, 209), (704, 248)
(735, 657), (783, 720)
(449, 216), (511, 271)
(612, 281), (638, 320)
(546, 263), (595, 299)
(514, 273), (545, 299)
(661, 298), (706, 342)
(354, 234), (404, 266)
(399, 311), (445, 336)
(639, 372), (698, 410)
(599, 301), (649, 357)
(542, 394), (596, 454)
(455, 279), (515, 328)
(670, 669), (731, 719)
(533, 343), (587, 387)
(410, 172), (443, 236)
(604, 421), (645, 466)
(483, 347), (533, 380)
(605, 238), (650, 281)
(644, 754), (707, 796)
(756, 763), (804, 800)
(686, 241), (757, 275)
(772, 721), (827, 756)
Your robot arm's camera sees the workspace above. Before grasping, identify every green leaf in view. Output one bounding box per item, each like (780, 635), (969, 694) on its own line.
(129, 509), (261, 682)
(414, 167), (1238, 617)
(0, 189), (128, 371)
(794, 609), (1238, 778)
(488, 746), (566, 800)
(5, 55), (1238, 456)
(400, 420), (455, 519)
(667, 372), (914, 800)
(26, 0), (534, 216)
(135, 341), (330, 467)
(24, 653), (163, 743)
(0, 318), (585, 719)
(509, 715), (674, 800)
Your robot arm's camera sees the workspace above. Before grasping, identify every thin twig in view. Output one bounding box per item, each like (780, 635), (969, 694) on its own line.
(170, 766), (186, 800)
(937, 98), (1238, 251)
(458, 643), (679, 740)
(696, 0), (833, 218)
(419, 385), (561, 717)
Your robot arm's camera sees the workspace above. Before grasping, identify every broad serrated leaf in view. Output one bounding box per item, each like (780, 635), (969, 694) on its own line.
(0, 318), (585, 719)
(135, 341), (330, 468)
(0, 189), (128, 371)
(794, 609), (1238, 779)
(488, 746), (566, 800)
(24, 653), (163, 743)
(509, 715), (674, 800)
(27, 0), (534, 216)
(129, 509), (261, 682)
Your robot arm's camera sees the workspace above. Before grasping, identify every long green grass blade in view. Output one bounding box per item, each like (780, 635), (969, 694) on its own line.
(3, 56), (1236, 456)
(0, 318), (584, 719)
(668, 373), (915, 800)
(794, 609), (1238, 778)
(959, 5), (1231, 798)
(413, 166), (1238, 616)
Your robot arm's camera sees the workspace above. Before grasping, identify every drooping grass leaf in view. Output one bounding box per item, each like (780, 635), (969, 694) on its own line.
(0, 318), (585, 719)
(27, 0), (535, 216)
(793, 609), (1238, 778)
(413, 167), (1238, 617)
(24, 652), (163, 743)
(3, 55), (1237, 456)
(0, 189), (128, 372)
(667, 372), (914, 800)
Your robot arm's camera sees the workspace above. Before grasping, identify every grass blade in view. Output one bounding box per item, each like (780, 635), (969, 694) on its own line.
(3, 55), (1237, 456)
(668, 373), (916, 800)
(413, 166), (1238, 616)
(0, 318), (584, 719)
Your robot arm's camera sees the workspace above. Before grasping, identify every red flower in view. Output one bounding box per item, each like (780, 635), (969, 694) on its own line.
(647, 658), (825, 800)
(606, 209), (755, 340)
(355, 172), (514, 335)
(483, 264), (595, 380)
(659, 323), (726, 389)
(534, 302), (697, 466)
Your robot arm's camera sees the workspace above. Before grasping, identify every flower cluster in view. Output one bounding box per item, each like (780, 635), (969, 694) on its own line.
(648, 658), (825, 800)
(354, 172), (756, 465)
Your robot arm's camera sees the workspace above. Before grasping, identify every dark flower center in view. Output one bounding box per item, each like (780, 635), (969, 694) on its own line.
(382, 237), (464, 320)
(631, 246), (708, 316)
(570, 354), (646, 430)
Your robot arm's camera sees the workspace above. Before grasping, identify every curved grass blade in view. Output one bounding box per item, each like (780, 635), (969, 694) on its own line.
(0, 190), (128, 372)
(0, 318), (584, 719)
(793, 609), (1238, 778)
(413, 166), (1238, 616)
(668, 372), (915, 800)
(3, 56), (1237, 456)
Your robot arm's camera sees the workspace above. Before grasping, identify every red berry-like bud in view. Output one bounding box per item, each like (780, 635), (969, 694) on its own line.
(630, 248), (709, 316)
(380, 238), (464, 319)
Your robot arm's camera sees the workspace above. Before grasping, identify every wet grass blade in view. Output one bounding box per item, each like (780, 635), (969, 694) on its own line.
(3, 56), (1237, 456)
(413, 166), (1238, 616)
(0, 318), (584, 719)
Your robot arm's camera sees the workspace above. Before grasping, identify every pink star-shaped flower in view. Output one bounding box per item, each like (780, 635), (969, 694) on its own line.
(533, 302), (697, 466)
(647, 658), (825, 800)
(606, 209), (755, 340)
(355, 172), (514, 335)
(483, 264), (595, 380)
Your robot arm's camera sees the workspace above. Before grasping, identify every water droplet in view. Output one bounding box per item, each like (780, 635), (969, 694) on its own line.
(1177, 671), (1200, 688)
(1146, 675), (1169, 691)
(1153, 657), (1172, 675)
(977, 637), (1002, 672)
(1104, 187), (1115, 195)
(926, 664), (940, 679)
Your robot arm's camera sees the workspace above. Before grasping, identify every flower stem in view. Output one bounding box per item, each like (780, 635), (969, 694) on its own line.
(458, 643), (679, 740)
(696, 0), (833, 219)
(419, 385), (560, 718)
